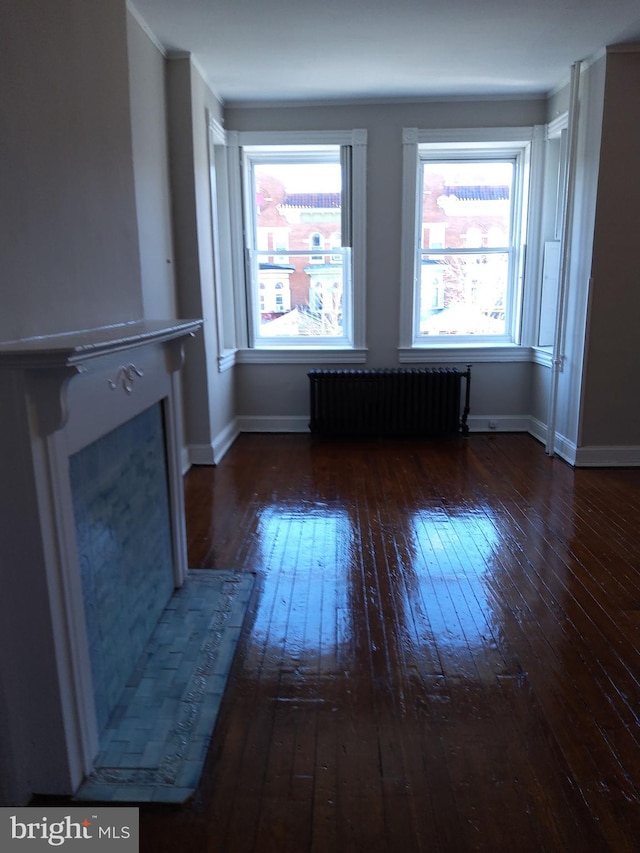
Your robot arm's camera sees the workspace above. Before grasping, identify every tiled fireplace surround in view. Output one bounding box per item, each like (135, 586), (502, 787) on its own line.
(0, 321), (201, 804)
(70, 402), (175, 735)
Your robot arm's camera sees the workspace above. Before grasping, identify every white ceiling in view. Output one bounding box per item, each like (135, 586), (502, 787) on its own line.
(130, 0), (640, 105)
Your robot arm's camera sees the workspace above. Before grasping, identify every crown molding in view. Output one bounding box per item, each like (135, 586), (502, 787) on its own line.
(165, 50), (225, 108)
(126, 1), (167, 57)
(224, 91), (548, 111)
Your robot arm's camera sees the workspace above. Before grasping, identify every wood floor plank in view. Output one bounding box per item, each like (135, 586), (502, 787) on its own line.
(137, 433), (640, 851)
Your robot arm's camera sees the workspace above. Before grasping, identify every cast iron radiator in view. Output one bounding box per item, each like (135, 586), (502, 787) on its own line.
(308, 366), (471, 438)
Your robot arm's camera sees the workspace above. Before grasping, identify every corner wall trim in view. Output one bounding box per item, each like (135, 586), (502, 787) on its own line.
(212, 420), (240, 463)
(529, 416), (577, 465)
(187, 443), (216, 466)
(188, 421), (241, 467)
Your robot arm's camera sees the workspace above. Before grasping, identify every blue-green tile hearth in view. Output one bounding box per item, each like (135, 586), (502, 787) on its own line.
(74, 570), (255, 804)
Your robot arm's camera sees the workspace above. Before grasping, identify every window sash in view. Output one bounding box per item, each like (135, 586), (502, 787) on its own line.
(242, 145), (354, 348)
(412, 146), (526, 345)
(247, 248), (352, 346)
(229, 128), (367, 356)
(416, 250), (513, 339)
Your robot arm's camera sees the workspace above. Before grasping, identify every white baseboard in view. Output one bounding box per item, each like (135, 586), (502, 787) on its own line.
(528, 417), (577, 465)
(188, 443), (216, 466)
(527, 418), (640, 467)
(467, 415), (530, 433)
(527, 416), (547, 446)
(236, 415), (310, 433)
(197, 414), (640, 468)
(573, 445), (640, 467)
(236, 413), (534, 436)
(241, 414), (532, 435)
(187, 420), (241, 467)
(212, 420), (240, 462)
(466, 415), (582, 464)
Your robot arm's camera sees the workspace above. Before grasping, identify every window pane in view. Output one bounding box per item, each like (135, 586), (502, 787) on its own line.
(256, 251), (347, 338)
(419, 160), (513, 337)
(253, 159), (343, 340)
(419, 253), (508, 336)
(421, 161), (513, 250)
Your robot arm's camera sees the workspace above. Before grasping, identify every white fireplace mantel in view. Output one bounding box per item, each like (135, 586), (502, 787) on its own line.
(0, 320), (201, 805)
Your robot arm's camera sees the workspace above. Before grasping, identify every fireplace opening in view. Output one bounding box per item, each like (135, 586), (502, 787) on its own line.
(70, 402), (175, 735)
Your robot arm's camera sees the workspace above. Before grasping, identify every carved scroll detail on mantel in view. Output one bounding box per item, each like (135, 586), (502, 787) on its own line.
(108, 363), (144, 394)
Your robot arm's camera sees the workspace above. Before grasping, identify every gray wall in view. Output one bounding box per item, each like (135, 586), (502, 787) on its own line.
(580, 48), (640, 447)
(531, 363), (552, 428)
(0, 1), (146, 802)
(167, 58), (235, 461)
(547, 80), (571, 123)
(552, 55), (606, 451)
(225, 99), (546, 428)
(0, 0), (142, 340)
(2, 0), (637, 483)
(127, 11), (177, 320)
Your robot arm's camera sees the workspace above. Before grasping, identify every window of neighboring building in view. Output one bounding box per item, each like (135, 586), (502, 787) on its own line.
(229, 130), (367, 354)
(273, 228), (289, 264)
(309, 232), (324, 264)
(400, 127), (534, 352)
(330, 231), (342, 263)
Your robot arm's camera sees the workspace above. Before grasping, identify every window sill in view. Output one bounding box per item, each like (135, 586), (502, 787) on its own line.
(398, 344), (532, 364)
(531, 346), (553, 367)
(236, 347), (368, 365)
(218, 349), (237, 372)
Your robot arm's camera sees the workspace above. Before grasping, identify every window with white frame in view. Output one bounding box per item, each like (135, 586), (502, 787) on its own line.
(400, 128), (533, 350)
(537, 114), (568, 349)
(229, 130), (367, 351)
(208, 115), (238, 372)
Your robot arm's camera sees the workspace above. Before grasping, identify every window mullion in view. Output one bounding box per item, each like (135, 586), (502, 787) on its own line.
(423, 247), (512, 256)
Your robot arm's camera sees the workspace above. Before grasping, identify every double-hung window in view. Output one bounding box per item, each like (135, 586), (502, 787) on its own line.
(230, 130), (367, 357)
(400, 127), (534, 356)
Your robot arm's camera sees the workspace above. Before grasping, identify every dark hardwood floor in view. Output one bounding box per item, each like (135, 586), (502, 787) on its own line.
(140, 433), (640, 851)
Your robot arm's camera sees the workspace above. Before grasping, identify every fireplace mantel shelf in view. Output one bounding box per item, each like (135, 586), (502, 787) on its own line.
(0, 319), (202, 369)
